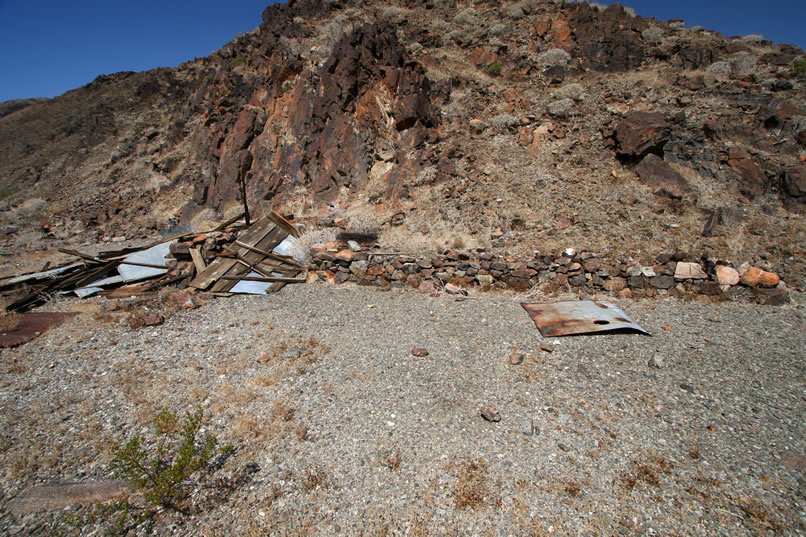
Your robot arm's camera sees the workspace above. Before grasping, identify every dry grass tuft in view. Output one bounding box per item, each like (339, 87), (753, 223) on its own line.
(564, 480), (583, 497)
(0, 312), (21, 332)
(302, 463), (330, 491)
(379, 448), (401, 471)
(620, 453), (674, 491)
(736, 496), (782, 533)
(272, 399), (295, 422)
(7, 362), (26, 374)
(451, 458), (498, 510)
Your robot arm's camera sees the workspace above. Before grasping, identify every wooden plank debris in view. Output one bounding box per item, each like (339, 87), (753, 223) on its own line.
(189, 248), (207, 274)
(2, 212), (305, 313)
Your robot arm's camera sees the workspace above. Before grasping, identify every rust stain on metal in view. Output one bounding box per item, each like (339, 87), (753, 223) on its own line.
(521, 301), (649, 337)
(0, 312), (79, 347)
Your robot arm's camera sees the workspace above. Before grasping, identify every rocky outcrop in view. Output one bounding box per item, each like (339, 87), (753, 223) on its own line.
(566, 4), (648, 72)
(611, 112), (672, 159)
(634, 154), (690, 199)
(724, 147), (767, 198)
(184, 21), (440, 215)
(0, 0), (804, 288)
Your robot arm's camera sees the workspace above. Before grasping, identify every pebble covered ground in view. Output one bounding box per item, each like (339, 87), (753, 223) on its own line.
(1, 284), (805, 536)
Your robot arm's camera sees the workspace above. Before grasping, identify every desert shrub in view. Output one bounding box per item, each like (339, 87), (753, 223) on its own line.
(286, 227), (338, 264)
(110, 407), (224, 509)
(552, 82), (585, 102)
(487, 61), (503, 77)
(455, 8), (477, 25)
(68, 408), (233, 535)
(641, 26), (664, 46)
(489, 23), (507, 36)
(537, 48), (571, 67)
(231, 55), (246, 66)
(795, 55), (806, 74)
(728, 51), (757, 75)
(547, 98), (575, 118)
(489, 113), (519, 130)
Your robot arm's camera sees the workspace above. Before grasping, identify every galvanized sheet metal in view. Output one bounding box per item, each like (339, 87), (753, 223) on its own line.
(521, 300), (649, 337)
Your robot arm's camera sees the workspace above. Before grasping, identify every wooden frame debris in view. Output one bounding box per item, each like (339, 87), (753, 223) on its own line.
(1, 211), (305, 312)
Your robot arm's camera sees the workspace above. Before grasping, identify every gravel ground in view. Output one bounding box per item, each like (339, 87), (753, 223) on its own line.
(1, 284), (805, 536)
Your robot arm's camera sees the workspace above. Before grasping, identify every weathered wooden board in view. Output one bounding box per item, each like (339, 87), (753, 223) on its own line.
(189, 216), (288, 291)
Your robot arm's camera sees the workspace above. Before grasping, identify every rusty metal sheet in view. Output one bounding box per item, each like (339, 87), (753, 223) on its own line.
(0, 312), (79, 347)
(521, 300), (649, 337)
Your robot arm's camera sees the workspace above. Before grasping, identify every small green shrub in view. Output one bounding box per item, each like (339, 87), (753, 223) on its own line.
(487, 61), (503, 77)
(794, 54), (806, 74)
(68, 407), (232, 535)
(111, 407), (219, 511)
(231, 55), (246, 66)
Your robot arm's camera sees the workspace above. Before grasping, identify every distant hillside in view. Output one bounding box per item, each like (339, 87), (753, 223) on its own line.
(0, 0), (804, 286)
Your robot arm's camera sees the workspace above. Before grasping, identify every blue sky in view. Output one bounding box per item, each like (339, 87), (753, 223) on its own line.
(0, 1), (804, 102)
(0, 0), (274, 102)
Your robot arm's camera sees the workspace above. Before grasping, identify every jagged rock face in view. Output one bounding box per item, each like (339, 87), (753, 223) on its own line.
(188, 21), (439, 217)
(611, 112), (672, 159)
(566, 4), (648, 72)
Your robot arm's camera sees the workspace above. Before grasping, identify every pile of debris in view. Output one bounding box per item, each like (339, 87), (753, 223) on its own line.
(1, 212), (305, 313)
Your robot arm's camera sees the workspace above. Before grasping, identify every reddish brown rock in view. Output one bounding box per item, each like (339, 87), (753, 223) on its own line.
(583, 259), (600, 272)
(142, 314), (164, 326)
(613, 112), (671, 158)
(715, 265), (740, 286)
(739, 265), (780, 287)
(781, 166), (806, 200)
(411, 347), (429, 357)
(726, 147), (767, 198)
(604, 277), (627, 292)
(635, 154), (690, 199)
(511, 268), (537, 278)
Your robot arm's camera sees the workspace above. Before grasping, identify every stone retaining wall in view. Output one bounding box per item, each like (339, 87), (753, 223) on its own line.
(308, 247), (790, 305)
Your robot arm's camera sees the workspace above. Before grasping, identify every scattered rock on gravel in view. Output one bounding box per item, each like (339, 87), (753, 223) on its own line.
(411, 347), (429, 357)
(480, 403), (502, 422)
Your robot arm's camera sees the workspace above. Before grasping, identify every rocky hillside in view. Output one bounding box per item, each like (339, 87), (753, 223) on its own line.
(1, 0), (805, 286)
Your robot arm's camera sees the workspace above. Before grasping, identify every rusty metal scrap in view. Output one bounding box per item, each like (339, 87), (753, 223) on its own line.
(521, 300), (649, 337)
(0, 312), (79, 347)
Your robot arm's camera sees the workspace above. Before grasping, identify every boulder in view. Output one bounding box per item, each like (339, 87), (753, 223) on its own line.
(738, 264), (781, 287)
(674, 262), (707, 280)
(613, 112), (671, 158)
(781, 166), (806, 200)
(726, 147), (767, 198)
(634, 154), (690, 199)
(715, 265), (740, 286)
